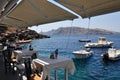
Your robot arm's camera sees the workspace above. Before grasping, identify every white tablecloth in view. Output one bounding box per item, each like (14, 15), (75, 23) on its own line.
(32, 56), (75, 80)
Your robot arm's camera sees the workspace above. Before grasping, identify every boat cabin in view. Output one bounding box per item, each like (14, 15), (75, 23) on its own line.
(98, 37), (107, 44)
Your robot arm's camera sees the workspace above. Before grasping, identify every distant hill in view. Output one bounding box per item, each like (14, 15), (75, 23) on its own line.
(42, 27), (120, 35)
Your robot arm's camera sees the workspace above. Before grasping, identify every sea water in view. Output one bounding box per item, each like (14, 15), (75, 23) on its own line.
(24, 34), (120, 80)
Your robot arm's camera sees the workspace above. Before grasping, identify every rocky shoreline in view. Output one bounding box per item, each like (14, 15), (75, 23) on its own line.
(0, 25), (50, 43)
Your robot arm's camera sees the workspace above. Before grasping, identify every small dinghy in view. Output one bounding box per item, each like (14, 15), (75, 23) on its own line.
(79, 39), (91, 42)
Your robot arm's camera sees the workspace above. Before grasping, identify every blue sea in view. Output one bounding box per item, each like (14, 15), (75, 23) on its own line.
(24, 34), (120, 80)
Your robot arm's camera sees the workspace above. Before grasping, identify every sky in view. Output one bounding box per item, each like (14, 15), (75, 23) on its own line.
(29, 11), (120, 33)
(29, 0), (120, 33)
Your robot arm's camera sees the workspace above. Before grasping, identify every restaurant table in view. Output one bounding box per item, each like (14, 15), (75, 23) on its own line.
(32, 56), (75, 80)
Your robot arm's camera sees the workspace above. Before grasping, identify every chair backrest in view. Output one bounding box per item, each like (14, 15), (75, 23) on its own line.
(2, 47), (14, 61)
(2, 49), (8, 61)
(24, 58), (32, 80)
(31, 53), (37, 59)
(7, 46), (15, 59)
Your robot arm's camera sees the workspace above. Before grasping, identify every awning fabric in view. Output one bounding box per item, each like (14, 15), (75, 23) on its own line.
(56, 0), (120, 18)
(0, 0), (77, 27)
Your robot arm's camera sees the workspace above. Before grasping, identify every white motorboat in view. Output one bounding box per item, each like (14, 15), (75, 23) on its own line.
(72, 48), (93, 59)
(101, 48), (120, 60)
(16, 40), (32, 44)
(85, 37), (113, 48)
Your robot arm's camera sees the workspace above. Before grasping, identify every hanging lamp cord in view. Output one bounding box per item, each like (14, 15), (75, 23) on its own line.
(87, 17), (91, 39)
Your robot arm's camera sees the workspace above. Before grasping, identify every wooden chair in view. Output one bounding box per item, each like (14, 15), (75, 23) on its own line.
(30, 73), (42, 80)
(16, 54), (41, 80)
(30, 60), (44, 80)
(2, 46), (17, 73)
(23, 58), (43, 80)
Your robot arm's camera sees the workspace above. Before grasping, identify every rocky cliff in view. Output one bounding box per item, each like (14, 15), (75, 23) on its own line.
(0, 25), (50, 42)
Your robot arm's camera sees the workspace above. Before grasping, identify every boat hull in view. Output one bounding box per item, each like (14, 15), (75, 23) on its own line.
(101, 53), (120, 61)
(85, 37), (113, 48)
(72, 50), (93, 59)
(85, 43), (113, 48)
(16, 40), (32, 44)
(101, 48), (120, 61)
(79, 39), (91, 42)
